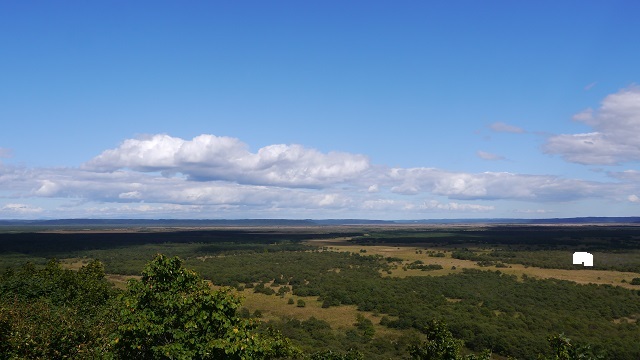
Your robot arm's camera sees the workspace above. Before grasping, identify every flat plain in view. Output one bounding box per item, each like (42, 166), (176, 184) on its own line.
(2, 223), (640, 359)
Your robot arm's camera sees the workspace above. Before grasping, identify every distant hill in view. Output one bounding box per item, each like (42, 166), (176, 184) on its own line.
(394, 217), (640, 224)
(1, 217), (640, 228)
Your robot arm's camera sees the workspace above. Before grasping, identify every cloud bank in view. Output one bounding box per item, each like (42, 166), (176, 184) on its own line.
(3, 88), (640, 219)
(0, 136), (635, 219)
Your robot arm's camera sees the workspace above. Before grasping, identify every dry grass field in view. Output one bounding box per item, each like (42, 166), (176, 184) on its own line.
(305, 238), (640, 290)
(233, 287), (404, 338)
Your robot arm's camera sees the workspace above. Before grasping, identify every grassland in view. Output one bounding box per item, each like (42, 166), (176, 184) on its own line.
(307, 238), (640, 289)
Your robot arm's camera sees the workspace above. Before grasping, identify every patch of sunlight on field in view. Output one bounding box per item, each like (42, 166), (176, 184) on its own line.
(60, 257), (92, 270)
(612, 314), (639, 324)
(306, 238), (640, 290)
(106, 274), (141, 289)
(59, 258), (142, 290)
(217, 286), (403, 338)
(499, 265), (640, 289)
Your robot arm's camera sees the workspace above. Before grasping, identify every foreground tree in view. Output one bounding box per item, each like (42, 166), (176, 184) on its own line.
(309, 348), (364, 360)
(112, 254), (299, 359)
(409, 320), (491, 360)
(540, 334), (606, 360)
(0, 259), (116, 359)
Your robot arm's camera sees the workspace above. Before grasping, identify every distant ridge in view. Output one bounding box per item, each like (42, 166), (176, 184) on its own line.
(1, 217), (640, 227)
(394, 217), (640, 224)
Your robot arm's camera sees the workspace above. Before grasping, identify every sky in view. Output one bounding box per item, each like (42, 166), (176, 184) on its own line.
(1, 1), (640, 220)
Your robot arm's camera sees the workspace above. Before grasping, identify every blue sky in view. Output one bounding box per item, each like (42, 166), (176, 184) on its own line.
(1, 1), (640, 219)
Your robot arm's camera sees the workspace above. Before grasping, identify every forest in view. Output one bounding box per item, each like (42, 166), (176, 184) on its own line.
(1, 224), (639, 359)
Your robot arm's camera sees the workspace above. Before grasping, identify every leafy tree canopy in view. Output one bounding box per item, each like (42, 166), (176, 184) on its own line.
(112, 254), (299, 359)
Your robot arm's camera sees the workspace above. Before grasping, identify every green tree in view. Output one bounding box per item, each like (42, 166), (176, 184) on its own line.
(540, 334), (605, 360)
(409, 320), (462, 360)
(409, 320), (491, 360)
(112, 254), (299, 359)
(354, 314), (375, 340)
(0, 259), (116, 359)
(309, 349), (364, 360)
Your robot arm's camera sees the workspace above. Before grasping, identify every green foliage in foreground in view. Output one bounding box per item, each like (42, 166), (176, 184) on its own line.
(0, 255), (299, 359)
(540, 334), (606, 360)
(308, 348), (364, 360)
(0, 259), (116, 359)
(409, 320), (491, 360)
(113, 255), (299, 359)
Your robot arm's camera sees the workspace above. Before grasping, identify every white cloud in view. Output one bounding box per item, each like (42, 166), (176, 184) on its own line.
(489, 122), (525, 134)
(514, 209), (555, 214)
(1, 203), (43, 214)
(477, 150), (505, 161)
(83, 134), (370, 187)
(544, 87), (640, 165)
(35, 180), (62, 196)
(384, 168), (612, 201)
(3, 130), (640, 219)
(119, 191), (142, 199)
(629, 195), (640, 203)
(606, 170), (640, 181)
(420, 200), (494, 212)
(12, 161), (634, 207)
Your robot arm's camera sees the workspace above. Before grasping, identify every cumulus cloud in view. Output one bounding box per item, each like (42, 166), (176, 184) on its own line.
(544, 87), (640, 165)
(477, 151), (505, 161)
(83, 134), (371, 187)
(489, 122), (525, 134)
(629, 195), (640, 203)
